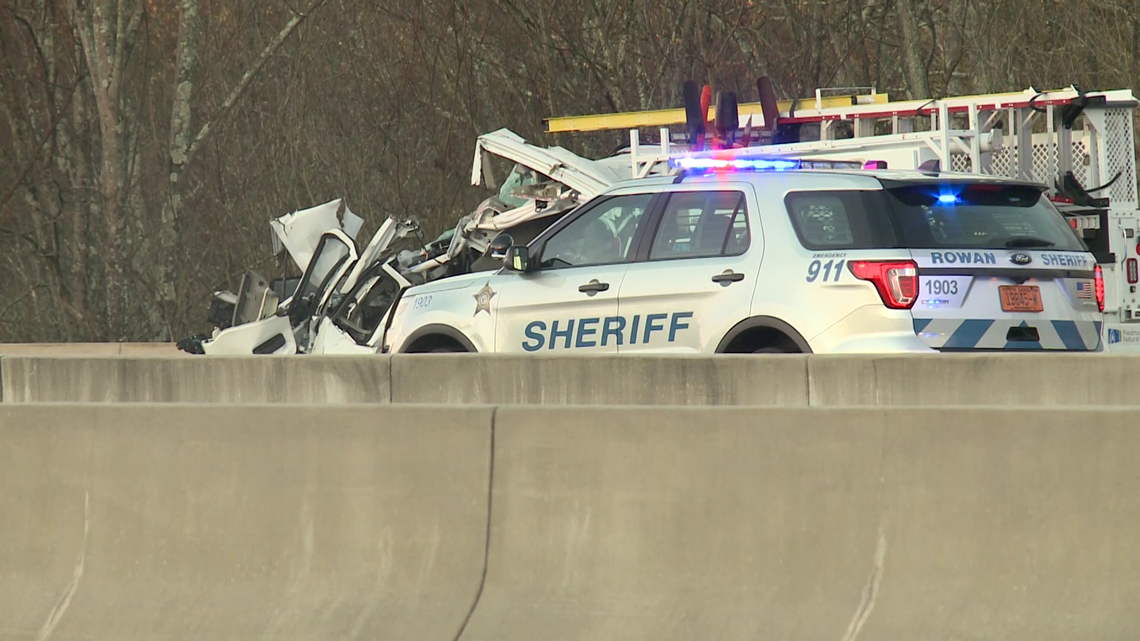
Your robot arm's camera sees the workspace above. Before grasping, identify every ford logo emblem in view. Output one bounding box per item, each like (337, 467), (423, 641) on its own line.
(1009, 252), (1033, 265)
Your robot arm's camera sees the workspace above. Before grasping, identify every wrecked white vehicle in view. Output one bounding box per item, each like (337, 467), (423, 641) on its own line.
(178, 128), (630, 355)
(178, 198), (420, 355)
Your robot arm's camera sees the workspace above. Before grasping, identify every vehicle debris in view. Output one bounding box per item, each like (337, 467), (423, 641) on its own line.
(178, 128), (629, 354)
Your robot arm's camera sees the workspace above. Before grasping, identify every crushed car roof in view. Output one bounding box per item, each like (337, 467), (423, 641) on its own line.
(472, 128), (630, 200)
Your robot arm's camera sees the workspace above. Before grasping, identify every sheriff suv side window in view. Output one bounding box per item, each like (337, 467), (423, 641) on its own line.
(537, 194), (653, 269)
(784, 190), (898, 249)
(648, 190), (749, 260)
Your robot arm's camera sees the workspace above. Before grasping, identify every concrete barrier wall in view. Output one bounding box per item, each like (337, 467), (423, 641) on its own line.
(390, 354), (811, 406)
(463, 406), (1140, 640)
(6, 352), (1140, 406)
(1, 356), (390, 403)
(4, 403), (1138, 640)
(0, 342), (183, 355)
(0, 404), (493, 640)
(465, 406), (887, 640)
(397, 353), (1140, 407)
(807, 353), (1140, 406)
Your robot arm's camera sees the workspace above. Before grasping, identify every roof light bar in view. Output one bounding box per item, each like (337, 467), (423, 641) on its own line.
(667, 155), (867, 174)
(669, 156), (802, 171)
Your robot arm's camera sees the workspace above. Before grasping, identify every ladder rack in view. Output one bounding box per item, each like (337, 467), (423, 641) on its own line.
(550, 86), (1140, 211)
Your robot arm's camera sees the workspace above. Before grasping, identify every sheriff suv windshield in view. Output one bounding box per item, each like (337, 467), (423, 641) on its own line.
(784, 182), (1086, 252)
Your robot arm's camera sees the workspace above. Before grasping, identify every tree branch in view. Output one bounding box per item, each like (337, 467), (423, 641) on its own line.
(182, 0), (329, 170)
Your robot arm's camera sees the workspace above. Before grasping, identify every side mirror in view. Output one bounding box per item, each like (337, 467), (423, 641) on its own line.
(507, 245), (532, 272)
(489, 232), (513, 261)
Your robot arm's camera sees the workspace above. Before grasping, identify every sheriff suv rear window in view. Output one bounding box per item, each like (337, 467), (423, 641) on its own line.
(785, 183), (1086, 252)
(884, 183), (1086, 251)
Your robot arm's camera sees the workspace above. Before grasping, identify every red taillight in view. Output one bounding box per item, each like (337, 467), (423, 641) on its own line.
(1095, 264), (1105, 312)
(848, 260), (919, 309)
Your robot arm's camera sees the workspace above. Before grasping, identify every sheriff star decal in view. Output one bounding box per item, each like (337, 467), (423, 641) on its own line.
(473, 282), (496, 316)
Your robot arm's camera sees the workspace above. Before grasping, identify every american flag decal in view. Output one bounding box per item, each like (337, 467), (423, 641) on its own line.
(1076, 281), (1093, 299)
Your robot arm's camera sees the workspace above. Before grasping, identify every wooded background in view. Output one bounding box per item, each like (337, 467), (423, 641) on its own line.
(2, 0), (1138, 341)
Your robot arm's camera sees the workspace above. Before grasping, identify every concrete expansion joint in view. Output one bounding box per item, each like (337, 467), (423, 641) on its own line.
(452, 407), (497, 641)
(35, 490), (90, 641)
(840, 529), (887, 641)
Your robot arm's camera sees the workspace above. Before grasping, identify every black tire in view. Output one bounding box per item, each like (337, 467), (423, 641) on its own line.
(752, 345), (794, 354)
(428, 346), (465, 353)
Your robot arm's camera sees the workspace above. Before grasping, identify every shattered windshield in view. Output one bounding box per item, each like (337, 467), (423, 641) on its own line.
(498, 164), (544, 208)
(332, 267), (401, 343)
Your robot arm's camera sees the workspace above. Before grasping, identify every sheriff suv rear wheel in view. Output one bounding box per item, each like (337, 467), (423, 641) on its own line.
(751, 346), (796, 354)
(404, 334), (470, 353)
(719, 324), (806, 354)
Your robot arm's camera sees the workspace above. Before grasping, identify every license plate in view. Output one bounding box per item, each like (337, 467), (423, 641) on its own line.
(999, 285), (1043, 312)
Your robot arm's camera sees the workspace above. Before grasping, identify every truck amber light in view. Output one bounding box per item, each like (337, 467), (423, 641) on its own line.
(1095, 264), (1105, 312)
(848, 260), (919, 309)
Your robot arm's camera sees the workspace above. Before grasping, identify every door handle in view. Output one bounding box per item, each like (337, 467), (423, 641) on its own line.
(711, 270), (745, 285)
(578, 280), (610, 295)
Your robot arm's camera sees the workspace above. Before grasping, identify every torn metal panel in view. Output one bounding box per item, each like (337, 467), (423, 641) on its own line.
(412, 133), (622, 279)
(200, 314), (296, 355)
(309, 316), (373, 354)
(339, 217), (420, 296)
(309, 259), (413, 354)
(472, 128), (629, 200)
(231, 271), (280, 326)
(269, 198), (364, 273)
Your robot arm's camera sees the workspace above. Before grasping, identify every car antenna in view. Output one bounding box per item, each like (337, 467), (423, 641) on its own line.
(918, 159), (941, 175)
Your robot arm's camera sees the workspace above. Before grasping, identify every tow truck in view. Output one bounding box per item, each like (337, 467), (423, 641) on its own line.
(542, 79), (1137, 350)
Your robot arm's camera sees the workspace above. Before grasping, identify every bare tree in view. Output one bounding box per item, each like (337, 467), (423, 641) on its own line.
(2, 0), (1139, 342)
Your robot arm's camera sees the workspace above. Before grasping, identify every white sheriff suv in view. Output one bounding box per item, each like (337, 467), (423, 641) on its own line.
(381, 158), (1105, 355)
